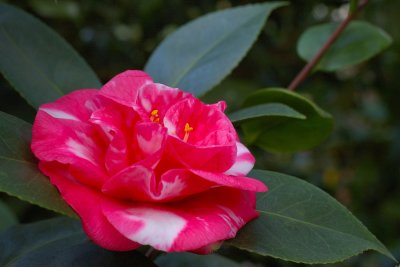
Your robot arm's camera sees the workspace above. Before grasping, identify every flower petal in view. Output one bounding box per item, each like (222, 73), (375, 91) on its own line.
(209, 100), (227, 113)
(102, 165), (156, 202)
(39, 161), (139, 251)
(189, 169), (267, 192)
(102, 187), (258, 252)
(99, 70), (152, 107)
(133, 122), (167, 168)
(39, 89), (98, 122)
(137, 83), (190, 121)
(224, 142), (255, 176)
(103, 166), (215, 202)
(32, 112), (108, 187)
(89, 104), (141, 175)
(166, 132), (237, 172)
(164, 98), (237, 144)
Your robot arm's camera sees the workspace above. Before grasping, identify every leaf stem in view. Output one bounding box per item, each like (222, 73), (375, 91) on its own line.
(287, 0), (369, 91)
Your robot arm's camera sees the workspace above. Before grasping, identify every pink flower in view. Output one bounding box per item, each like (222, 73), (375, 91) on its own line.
(31, 70), (267, 253)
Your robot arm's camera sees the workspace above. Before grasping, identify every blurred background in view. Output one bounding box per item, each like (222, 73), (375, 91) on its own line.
(0, 0), (398, 266)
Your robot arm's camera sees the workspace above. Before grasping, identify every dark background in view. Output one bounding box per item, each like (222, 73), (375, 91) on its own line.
(0, 1), (399, 266)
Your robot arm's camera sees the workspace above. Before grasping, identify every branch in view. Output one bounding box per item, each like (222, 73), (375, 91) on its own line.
(288, 0), (369, 91)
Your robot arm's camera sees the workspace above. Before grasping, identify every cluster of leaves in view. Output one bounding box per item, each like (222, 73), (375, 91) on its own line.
(0, 2), (396, 266)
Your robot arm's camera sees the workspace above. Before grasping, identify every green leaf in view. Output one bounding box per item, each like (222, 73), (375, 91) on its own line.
(0, 111), (76, 217)
(228, 170), (397, 264)
(297, 20), (392, 72)
(0, 3), (101, 109)
(241, 88), (334, 153)
(0, 200), (17, 232)
(155, 252), (241, 267)
(0, 217), (156, 267)
(145, 2), (287, 96)
(228, 103), (306, 123)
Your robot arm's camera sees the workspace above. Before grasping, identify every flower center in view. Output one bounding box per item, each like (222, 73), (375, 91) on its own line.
(150, 109), (160, 123)
(183, 123), (194, 142)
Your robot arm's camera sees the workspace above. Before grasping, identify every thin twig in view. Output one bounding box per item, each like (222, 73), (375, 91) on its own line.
(287, 0), (369, 91)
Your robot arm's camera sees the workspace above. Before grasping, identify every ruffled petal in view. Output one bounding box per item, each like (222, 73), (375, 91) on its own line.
(38, 89), (98, 122)
(99, 70), (152, 107)
(102, 165), (156, 202)
(133, 122), (167, 168)
(32, 112), (108, 187)
(69, 160), (109, 189)
(189, 169), (267, 192)
(224, 142), (255, 176)
(89, 104), (141, 175)
(104, 131), (129, 175)
(163, 97), (237, 144)
(209, 101), (227, 113)
(103, 166), (215, 202)
(166, 132), (236, 172)
(136, 83), (191, 121)
(39, 161), (139, 251)
(102, 187), (258, 252)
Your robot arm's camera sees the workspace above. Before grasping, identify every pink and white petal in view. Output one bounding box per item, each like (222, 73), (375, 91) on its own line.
(163, 98), (237, 144)
(69, 160), (109, 189)
(155, 169), (216, 201)
(89, 107), (123, 142)
(39, 89), (99, 122)
(32, 112), (106, 166)
(103, 166), (214, 202)
(39, 161), (139, 251)
(102, 165), (157, 202)
(137, 83), (191, 119)
(102, 202), (187, 252)
(101, 187), (258, 252)
(224, 142), (255, 176)
(171, 188), (258, 252)
(89, 100), (140, 138)
(209, 101), (227, 113)
(189, 169), (267, 192)
(134, 122), (167, 161)
(99, 70), (152, 107)
(104, 131), (130, 175)
(32, 112), (109, 188)
(166, 133), (236, 173)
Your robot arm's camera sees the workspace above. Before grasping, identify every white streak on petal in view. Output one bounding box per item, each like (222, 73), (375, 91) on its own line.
(224, 142), (254, 176)
(137, 133), (163, 155)
(163, 118), (176, 136)
(84, 98), (102, 113)
(217, 206), (244, 236)
(140, 97), (152, 112)
(122, 208), (186, 251)
(154, 177), (185, 199)
(41, 108), (80, 121)
(66, 138), (95, 164)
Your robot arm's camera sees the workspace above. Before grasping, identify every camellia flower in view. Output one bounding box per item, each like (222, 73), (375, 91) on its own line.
(31, 70), (267, 253)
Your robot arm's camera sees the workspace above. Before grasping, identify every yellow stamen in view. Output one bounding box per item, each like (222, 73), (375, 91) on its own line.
(150, 109), (160, 123)
(183, 123), (194, 142)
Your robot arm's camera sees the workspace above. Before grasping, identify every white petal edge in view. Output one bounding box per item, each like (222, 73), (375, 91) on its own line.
(224, 142), (255, 176)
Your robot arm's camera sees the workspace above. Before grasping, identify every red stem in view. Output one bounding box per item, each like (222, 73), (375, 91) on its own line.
(288, 0), (369, 91)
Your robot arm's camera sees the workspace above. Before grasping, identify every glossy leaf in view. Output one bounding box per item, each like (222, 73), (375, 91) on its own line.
(145, 2), (287, 96)
(0, 200), (17, 232)
(228, 169), (396, 263)
(0, 111), (76, 217)
(241, 88), (334, 153)
(297, 20), (392, 72)
(0, 217), (155, 267)
(0, 3), (101, 109)
(228, 103), (305, 123)
(155, 252), (241, 267)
